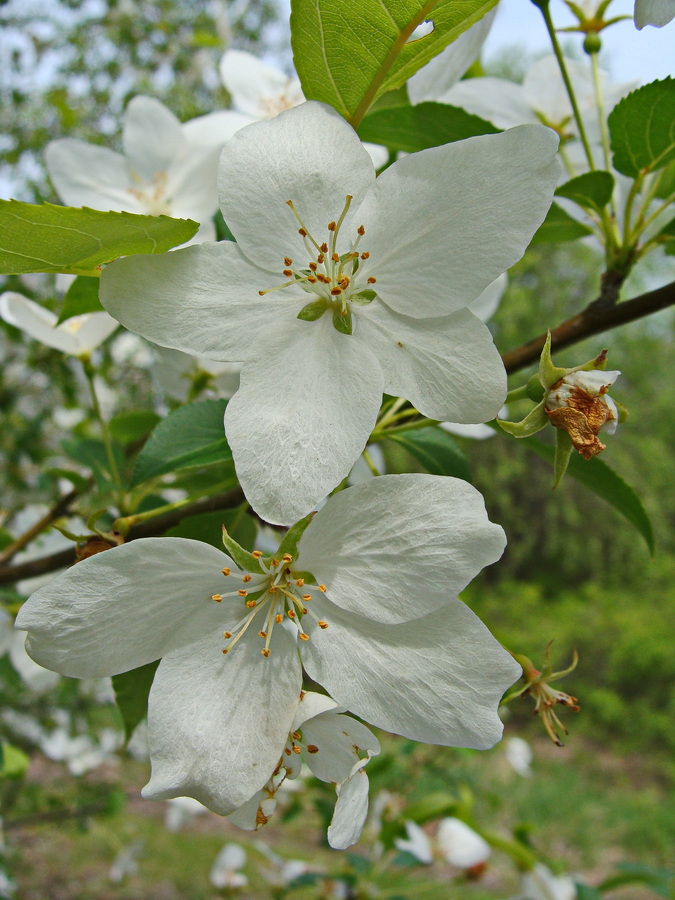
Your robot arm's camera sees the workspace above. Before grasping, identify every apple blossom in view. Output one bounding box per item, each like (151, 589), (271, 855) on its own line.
(395, 817), (491, 871)
(16, 474), (519, 821)
(228, 691), (380, 849)
(45, 96), (248, 243)
(100, 100), (559, 523)
(634, 0), (675, 27)
(209, 843), (248, 889)
(0, 292), (117, 357)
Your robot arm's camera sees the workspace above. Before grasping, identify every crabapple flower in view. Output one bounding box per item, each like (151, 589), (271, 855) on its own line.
(45, 96), (248, 243)
(0, 292), (117, 357)
(16, 474), (519, 819)
(228, 691), (380, 850)
(220, 50), (387, 168)
(519, 863), (577, 900)
(436, 817), (491, 871)
(503, 736), (533, 777)
(100, 100), (559, 523)
(545, 369), (621, 460)
(436, 56), (633, 146)
(209, 843), (248, 889)
(634, 0), (675, 27)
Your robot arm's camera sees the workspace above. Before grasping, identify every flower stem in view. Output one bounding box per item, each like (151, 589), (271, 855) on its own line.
(362, 448), (382, 476)
(81, 357), (122, 498)
(113, 479), (239, 535)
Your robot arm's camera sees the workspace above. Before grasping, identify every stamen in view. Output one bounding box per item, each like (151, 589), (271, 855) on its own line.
(327, 221), (337, 231)
(331, 253), (340, 262)
(242, 574), (252, 583)
(367, 277), (377, 284)
(331, 287), (342, 296)
(318, 621), (329, 629)
(261, 648), (270, 657)
(357, 225), (365, 236)
(222, 568), (230, 576)
(286, 200), (322, 252)
(282, 553), (293, 563)
(318, 585), (327, 592)
(211, 594), (223, 602)
(258, 280), (295, 296)
(299, 632), (310, 641)
(361, 252), (370, 260)
(302, 594), (312, 601)
(275, 613), (283, 623)
(252, 551), (263, 558)
(246, 599), (257, 608)
(320, 243), (328, 253)
(224, 631), (232, 638)
(287, 609), (296, 619)
(284, 257), (293, 266)
(238, 589), (248, 597)
(309, 263), (317, 272)
(295, 579), (305, 586)
(282, 268), (293, 277)
(258, 630), (267, 638)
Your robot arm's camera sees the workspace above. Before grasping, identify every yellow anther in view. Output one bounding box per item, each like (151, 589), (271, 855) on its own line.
(252, 550), (263, 558)
(282, 553), (293, 562)
(302, 593), (312, 601)
(283, 268), (293, 277)
(292, 744), (302, 753)
(275, 613), (283, 623)
(291, 731), (301, 740)
(309, 262), (317, 271)
(357, 225), (365, 236)
(298, 227), (307, 237)
(223, 631), (232, 639)
(331, 287), (342, 296)
(320, 242), (328, 253)
(295, 578), (305, 586)
(327, 221), (337, 231)
(317, 253), (325, 263)
(287, 609), (296, 619)
(261, 648), (271, 657)
(222, 648), (230, 654)
(318, 584), (327, 592)
(308, 276), (317, 283)
(301, 607), (308, 614)
(272, 558), (279, 567)
(246, 599), (257, 608)
(242, 574), (252, 583)
(237, 589), (248, 597)
(361, 252), (370, 260)
(222, 567), (230, 576)
(284, 747), (292, 756)
(268, 586), (277, 594)
(211, 594), (223, 602)
(331, 252), (340, 262)
(258, 630), (267, 639)
(318, 621), (329, 629)
(367, 277), (377, 284)
(299, 632), (310, 641)
(284, 257), (293, 266)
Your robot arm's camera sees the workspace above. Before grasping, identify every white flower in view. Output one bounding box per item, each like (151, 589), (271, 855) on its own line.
(436, 817), (491, 869)
(16, 474), (519, 821)
(545, 369), (621, 459)
(45, 96), (248, 243)
(634, 0), (675, 27)
(209, 843), (248, 889)
(100, 100), (559, 524)
(0, 292), (117, 357)
(254, 841), (317, 887)
(228, 691), (380, 850)
(407, 9), (496, 104)
(220, 50), (388, 168)
(395, 820), (434, 864)
(436, 56), (632, 145)
(503, 736), (533, 777)
(108, 840), (142, 884)
(519, 863), (577, 900)
(40, 726), (120, 775)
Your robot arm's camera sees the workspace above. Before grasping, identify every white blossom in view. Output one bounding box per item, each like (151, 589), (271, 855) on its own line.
(519, 863), (577, 900)
(164, 796), (209, 832)
(45, 96), (248, 243)
(634, 0), (675, 27)
(209, 843), (248, 889)
(503, 736), (533, 777)
(436, 817), (491, 869)
(100, 100), (559, 523)
(0, 292), (117, 357)
(16, 474), (519, 824)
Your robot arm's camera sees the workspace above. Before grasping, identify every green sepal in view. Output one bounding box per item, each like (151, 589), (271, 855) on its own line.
(615, 400), (629, 424)
(552, 428), (574, 488)
(332, 306), (353, 335)
(526, 374), (545, 402)
(276, 512), (316, 561)
(351, 289), (377, 305)
(570, 348), (609, 374)
(221, 526), (264, 574)
(538, 332), (568, 389)
(498, 401), (548, 438)
(297, 299), (327, 322)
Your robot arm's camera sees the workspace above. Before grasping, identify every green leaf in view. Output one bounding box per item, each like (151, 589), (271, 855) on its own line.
(386, 426), (472, 482)
(522, 437), (655, 554)
(61, 437), (126, 490)
(555, 171), (615, 214)
(654, 159), (675, 199)
(0, 201), (199, 277)
(56, 275), (104, 323)
(0, 741), (30, 779)
(655, 215), (675, 250)
(131, 399), (231, 487)
(112, 660), (160, 743)
(357, 102), (499, 152)
(109, 410), (161, 447)
(608, 78), (675, 177)
(166, 505), (257, 552)
(529, 203), (594, 245)
(574, 885), (603, 900)
(291, 0), (497, 124)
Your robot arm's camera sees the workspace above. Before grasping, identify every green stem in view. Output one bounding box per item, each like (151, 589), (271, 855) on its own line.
(538, 3), (596, 171)
(506, 385), (531, 403)
(622, 171), (645, 247)
(589, 51), (612, 177)
(632, 189), (675, 239)
(370, 416), (438, 442)
(81, 357), (122, 497)
(113, 479), (237, 534)
(362, 448), (382, 477)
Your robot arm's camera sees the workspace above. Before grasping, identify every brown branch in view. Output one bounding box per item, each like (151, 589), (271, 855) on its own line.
(0, 488), (81, 566)
(502, 279), (675, 375)
(0, 488), (244, 586)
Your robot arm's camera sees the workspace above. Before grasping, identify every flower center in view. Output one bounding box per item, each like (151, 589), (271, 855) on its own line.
(258, 195), (378, 334)
(128, 171), (171, 216)
(210, 552), (328, 657)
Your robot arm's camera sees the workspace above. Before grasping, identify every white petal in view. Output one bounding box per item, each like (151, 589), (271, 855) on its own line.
(210, 843), (248, 888)
(435, 78), (535, 130)
(142, 625), (301, 814)
(301, 598), (521, 748)
(0, 292), (75, 353)
(635, 0), (675, 27)
(100, 241), (302, 362)
(521, 864), (577, 900)
(436, 817), (491, 868)
(45, 139), (138, 211)
(357, 126), (560, 318)
(327, 757), (371, 850)
(122, 96), (185, 181)
(225, 315), (383, 525)
(15, 538), (235, 678)
(9, 631), (60, 692)
(226, 790), (267, 830)
(408, 9), (496, 104)
(504, 736), (533, 777)
(301, 711), (379, 783)
(395, 821), (434, 864)
(440, 422), (496, 440)
(62, 311), (119, 354)
(291, 691), (338, 731)
(218, 101), (375, 270)
(355, 303), (506, 422)
(524, 57), (592, 127)
(220, 50), (304, 118)
(468, 273), (507, 322)
(182, 110), (253, 147)
(296, 474), (506, 624)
